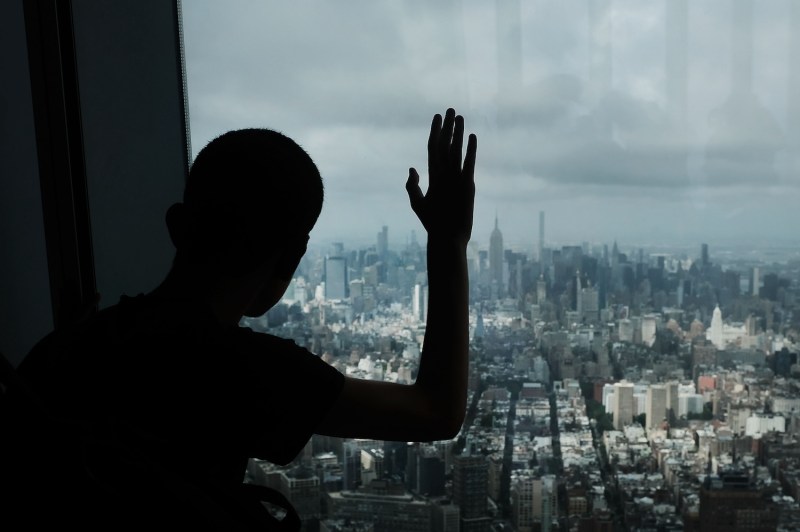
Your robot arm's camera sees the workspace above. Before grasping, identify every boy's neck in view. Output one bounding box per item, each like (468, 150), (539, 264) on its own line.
(149, 264), (248, 327)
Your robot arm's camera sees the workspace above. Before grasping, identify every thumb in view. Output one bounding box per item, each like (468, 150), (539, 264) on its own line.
(405, 167), (424, 216)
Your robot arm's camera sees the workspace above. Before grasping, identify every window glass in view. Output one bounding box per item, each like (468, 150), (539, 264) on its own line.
(182, 1), (799, 529)
(182, 0), (798, 251)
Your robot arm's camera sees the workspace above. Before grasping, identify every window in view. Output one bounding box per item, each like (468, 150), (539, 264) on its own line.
(181, 1), (799, 530)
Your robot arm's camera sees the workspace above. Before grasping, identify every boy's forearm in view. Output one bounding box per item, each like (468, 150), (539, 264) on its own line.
(414, 236), (469, 434)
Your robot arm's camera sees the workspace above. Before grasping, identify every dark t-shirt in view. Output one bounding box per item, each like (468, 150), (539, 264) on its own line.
(17, 293), (345, 491)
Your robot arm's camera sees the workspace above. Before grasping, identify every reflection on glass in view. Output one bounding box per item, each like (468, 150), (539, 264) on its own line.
(183, 2), (800, 530)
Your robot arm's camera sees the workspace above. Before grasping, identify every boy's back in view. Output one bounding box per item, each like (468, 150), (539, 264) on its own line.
(16, 291), (343, 528)
(10, 107), (477, 530)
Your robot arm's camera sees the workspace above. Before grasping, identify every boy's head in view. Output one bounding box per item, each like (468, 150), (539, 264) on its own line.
(169, 128), (323, 283)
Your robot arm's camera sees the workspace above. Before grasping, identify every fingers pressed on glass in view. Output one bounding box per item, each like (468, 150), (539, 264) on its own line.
(451, 115), (465, 176)
(464, 133), (477, 182)
(439, 109), (456, 166)
(428, 113), (442, 182)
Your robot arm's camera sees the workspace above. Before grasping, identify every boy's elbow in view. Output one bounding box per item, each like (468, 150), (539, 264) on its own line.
(441, 413), (466, 439)
(426, 409), (465, 441)
(412, 384), (466, 440)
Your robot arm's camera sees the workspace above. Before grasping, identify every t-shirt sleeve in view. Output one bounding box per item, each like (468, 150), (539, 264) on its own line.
(238, 331), (345, 465)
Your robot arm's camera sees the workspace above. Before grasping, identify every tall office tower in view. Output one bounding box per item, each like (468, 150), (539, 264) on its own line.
(745, 314), (758, 337)
(489, 216), (504, 296)
(413, 283), (428, 322)
(406, 443), (445, 497)
(377, 225), (388, 260)
(280, 466), (321, 527)
(405, 443), (419, 493)
(434, 502), (460, 532)
(324, 255), (347, 300)
(762, 273), (780, 301)
(701, 243), (709, 267)
(510, 472), (534, 530)
(617, 318), (633, 343)
(538, 211), (545, 262)
(612, 381), (635, 429)
(532, 475), (558, 532)
(293, 277), (308, 306)
(641, 314), (657, 348)
(360, 448), (384, 485)
(342, 441), (362, 490)
(382, 440), (407, 479)
(709, 304), (724, 349)
(581, 282), (599, 323)
(645, 384), (668, 430)
(750, 267), (760, 296)
(536, 274), (547, 304)
(349, 279), (364, 300)
(453, 453), (491, 532)
(666, 381), (679, 424)
(575, 270), (582, 316)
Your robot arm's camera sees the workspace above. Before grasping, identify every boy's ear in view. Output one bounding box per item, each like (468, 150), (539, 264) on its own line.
(165, 203), (189, 249)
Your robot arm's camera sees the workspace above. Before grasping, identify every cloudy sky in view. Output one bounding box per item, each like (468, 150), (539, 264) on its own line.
(181, 0), (799, 254)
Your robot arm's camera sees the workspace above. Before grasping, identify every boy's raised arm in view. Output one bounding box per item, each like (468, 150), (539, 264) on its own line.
(316, 108), (476, 442)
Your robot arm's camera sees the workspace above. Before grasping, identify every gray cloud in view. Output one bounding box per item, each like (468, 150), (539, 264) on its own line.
(182, 0), (799, 245)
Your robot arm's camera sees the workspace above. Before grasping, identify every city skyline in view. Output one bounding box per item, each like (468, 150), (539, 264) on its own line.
(305, 218), (800, 266)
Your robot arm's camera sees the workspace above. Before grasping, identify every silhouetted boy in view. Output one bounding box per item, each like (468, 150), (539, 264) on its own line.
(15, 108), (477, 530)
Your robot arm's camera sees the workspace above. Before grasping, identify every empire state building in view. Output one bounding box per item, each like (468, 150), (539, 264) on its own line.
(489, 215), (504, 297)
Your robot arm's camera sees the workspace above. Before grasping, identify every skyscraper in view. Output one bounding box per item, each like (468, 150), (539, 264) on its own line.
(532, 475), (558, 532)
(342, 441), (362, 490)
(324, 255), (347, 300)
(709, 304), (724, 349)
(453, 452), (490, 532)
(645, 384), (667, 430)
(413, 283), (428, 322)
(641, 314), (657, 348)
(750, 267), (760, 296)
(536, 274), (546, 304)
(489, 216), (504, 297)
(666, 381), (679, 424)
(377, 225), (388, 260)
(612, 381), (635, 430)
(580, 282), (599, 323)
(280, 466), (321, 526)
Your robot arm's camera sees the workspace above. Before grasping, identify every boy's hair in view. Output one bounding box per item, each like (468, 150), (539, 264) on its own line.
(179, 128), (323, 274)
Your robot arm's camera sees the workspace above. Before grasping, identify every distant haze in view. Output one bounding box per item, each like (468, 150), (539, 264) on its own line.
(182, 0), (800, 251)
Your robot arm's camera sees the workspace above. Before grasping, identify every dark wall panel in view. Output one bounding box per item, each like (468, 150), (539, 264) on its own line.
(0, 0), (53, 366)
(71, 0), (188, 309)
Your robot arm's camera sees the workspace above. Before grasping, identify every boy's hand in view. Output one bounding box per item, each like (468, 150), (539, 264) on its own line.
(406, 108), (477, 246)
